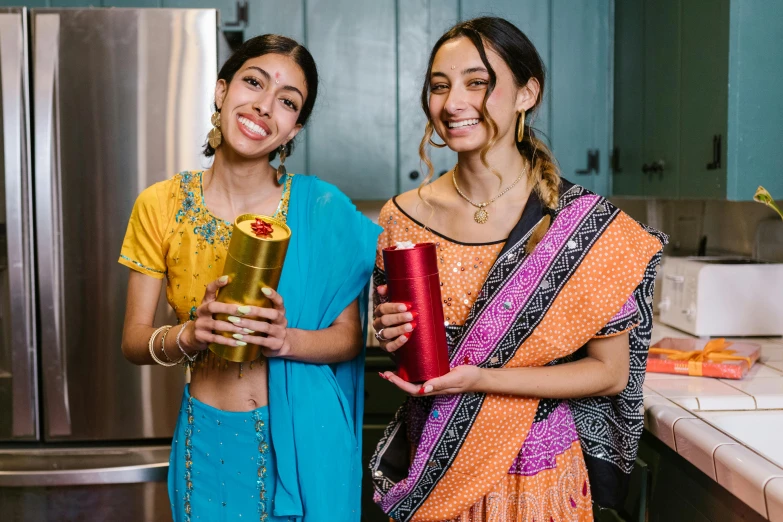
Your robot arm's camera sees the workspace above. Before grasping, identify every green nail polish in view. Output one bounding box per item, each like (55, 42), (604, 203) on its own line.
(242, 328), (255, 334)
(227, 316), (241, 324)
(235, 340), (247, 346)
(233, 333), (244, 340)
(237, 305), (251, 315)
(261, 287), (272, 296)
(218, 275), (228, 284)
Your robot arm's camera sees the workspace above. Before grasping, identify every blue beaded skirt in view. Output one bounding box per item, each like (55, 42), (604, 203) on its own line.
(169, 385), (291, 522)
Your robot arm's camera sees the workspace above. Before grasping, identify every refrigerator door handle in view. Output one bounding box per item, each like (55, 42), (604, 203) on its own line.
(33, 13), (71, 437)
(0, 462), (168, 487)
(0, 446), (170, 487)
(0, 10), (38, 439)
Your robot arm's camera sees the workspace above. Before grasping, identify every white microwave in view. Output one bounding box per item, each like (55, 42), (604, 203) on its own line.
(657, 256), (783, 337)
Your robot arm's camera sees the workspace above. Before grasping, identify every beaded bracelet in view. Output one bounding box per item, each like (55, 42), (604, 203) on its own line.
(149, 326), (177, 367)
(176, 321), (197, 365)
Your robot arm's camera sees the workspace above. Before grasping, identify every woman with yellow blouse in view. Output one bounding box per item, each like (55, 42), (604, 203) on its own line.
(119, 35), (379, 522)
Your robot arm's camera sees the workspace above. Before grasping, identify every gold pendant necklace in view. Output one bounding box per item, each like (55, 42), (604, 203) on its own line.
(452, 164), (525, 224)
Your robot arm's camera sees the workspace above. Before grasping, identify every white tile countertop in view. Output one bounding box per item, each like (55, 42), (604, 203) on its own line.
(644, 321), (783, 520)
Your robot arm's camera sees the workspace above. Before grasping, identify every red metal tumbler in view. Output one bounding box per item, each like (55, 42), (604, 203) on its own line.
(382, 242), (450, 383)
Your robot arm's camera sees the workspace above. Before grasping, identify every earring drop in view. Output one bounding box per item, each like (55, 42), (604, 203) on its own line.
(208, 110), (222, 148)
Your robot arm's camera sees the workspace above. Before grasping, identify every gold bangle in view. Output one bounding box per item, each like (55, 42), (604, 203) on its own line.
(149, 326), (177, 367)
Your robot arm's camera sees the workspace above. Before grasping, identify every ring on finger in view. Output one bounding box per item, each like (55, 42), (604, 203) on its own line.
(374, 328), (388, 342)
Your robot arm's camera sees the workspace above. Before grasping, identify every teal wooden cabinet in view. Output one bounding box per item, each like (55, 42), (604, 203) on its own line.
(641, 0), (681, 198)
(611, 0), (644, 196)
(613, 0), (783, 201)
(678, 0), (729, 199)
(612, 0), (681, 199)
(305, 0), (398, 201)
(551, 0), (612, 196)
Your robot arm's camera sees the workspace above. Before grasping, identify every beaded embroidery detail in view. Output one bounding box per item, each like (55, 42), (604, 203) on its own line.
(119, 254), (165, 274)
(253, 410), (270, 521)
(174, 172), (233, 250)
(183, 396), (195, 521)
(173, 171), (293, 253)
(182, 402), (271, 520)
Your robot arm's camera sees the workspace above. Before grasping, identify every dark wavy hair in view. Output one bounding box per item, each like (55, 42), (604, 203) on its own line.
(203, 34), (318, 161)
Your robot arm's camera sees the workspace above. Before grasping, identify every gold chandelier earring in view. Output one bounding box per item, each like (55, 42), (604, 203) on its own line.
(516, 109), (526, 143)
(276, 144), (287, 181)
(208, 110), (222, 148)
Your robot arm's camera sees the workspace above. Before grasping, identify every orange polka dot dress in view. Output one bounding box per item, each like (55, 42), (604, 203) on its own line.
(374, 199), (592, 522)
(371, 187), (666, 522)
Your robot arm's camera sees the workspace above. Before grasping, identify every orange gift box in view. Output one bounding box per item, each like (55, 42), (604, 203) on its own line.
(647, 338), (761, 380)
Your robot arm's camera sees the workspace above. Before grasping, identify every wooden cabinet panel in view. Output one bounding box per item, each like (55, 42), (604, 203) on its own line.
(679, 0), (729, 199)
(642, 0), (680, 198)
(725, 0), (783, 201)
(552, 0), (612, 195)
(612, 0), (646, 196)
(304, 0), (397, 200)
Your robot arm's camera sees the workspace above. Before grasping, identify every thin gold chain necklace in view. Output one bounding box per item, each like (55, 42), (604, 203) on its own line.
(451, 164), (525, 224)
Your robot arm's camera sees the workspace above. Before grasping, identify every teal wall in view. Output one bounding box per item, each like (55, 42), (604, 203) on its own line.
(2, 0), (615, 200)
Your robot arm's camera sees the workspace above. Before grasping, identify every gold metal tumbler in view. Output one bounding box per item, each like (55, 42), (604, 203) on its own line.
(208, 214), (291, 362)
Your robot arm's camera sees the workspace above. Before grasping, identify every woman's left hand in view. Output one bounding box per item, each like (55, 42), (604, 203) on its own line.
(223, 287), (291, 358)
(379, 365), (484, 396)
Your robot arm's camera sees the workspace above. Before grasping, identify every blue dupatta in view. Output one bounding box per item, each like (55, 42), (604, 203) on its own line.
(268, 175), (381, 520)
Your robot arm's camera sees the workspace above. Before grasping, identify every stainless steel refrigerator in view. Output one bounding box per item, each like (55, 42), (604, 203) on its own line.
(0, 7), (217, 520)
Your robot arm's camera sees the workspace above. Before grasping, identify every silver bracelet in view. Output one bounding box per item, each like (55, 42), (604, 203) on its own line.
(149, 326), (177, 367)
(176, 321), (197, 364)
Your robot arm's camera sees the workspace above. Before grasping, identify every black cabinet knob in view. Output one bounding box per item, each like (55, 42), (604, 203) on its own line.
(408, 170), (420, 180)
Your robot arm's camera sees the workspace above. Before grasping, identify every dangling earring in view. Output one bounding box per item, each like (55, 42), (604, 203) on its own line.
(276, 144), (287, 182)
(208, 110), (222, 148)
(516, 110), (526, 143)
(426, 121), (447, 148)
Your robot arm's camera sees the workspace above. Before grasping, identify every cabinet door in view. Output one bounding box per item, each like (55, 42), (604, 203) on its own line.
(552, 0), (612, 195)
(726, 0), (783, 201)
(642, 0), (681, 198)
(305, 0), (397, 200)
(398, 0), (458, 195)
(679, 0), (729, 199)
(612, 0), (646, 197)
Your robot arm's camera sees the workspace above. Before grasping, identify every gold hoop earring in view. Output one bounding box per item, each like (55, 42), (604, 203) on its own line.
(516, 110), (526, 143)
(276, 145), (287, 182)
(208, 110), (222, 149)
(426, 121), (447, 149)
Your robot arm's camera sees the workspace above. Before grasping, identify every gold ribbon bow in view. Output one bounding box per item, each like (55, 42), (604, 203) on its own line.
(649, 338), (753, 377)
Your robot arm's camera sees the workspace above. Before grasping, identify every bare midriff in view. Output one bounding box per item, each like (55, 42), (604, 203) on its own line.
(188, 354), (268, 411)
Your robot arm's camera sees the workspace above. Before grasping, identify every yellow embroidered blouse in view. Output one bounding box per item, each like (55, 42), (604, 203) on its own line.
(118, 171), (292, 323)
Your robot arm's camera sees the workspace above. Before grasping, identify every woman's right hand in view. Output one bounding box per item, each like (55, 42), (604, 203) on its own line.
(372, 284), (416, 354)
(179, 275), (254, 352)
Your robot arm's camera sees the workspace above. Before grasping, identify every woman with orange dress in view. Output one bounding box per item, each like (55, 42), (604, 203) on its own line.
(370, 17), (666, 522)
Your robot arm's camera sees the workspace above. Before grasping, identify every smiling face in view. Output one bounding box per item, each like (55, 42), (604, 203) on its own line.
(427, 36), (533, 154)
(214, 53), (308, 159)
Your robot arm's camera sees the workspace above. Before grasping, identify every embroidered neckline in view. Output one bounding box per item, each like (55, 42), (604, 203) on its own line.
(174, 171), (293, 250)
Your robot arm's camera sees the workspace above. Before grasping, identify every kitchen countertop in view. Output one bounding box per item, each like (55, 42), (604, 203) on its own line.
(645, 321), (783, 520)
